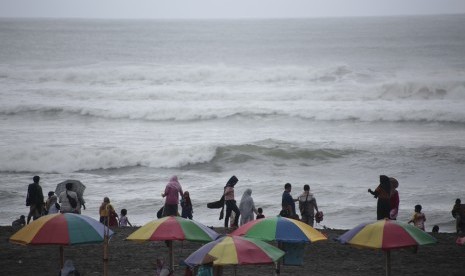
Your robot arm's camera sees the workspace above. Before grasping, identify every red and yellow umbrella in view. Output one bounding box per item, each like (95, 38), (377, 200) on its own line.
(9, 213), (113, 269)
(337, 219), (437, 276)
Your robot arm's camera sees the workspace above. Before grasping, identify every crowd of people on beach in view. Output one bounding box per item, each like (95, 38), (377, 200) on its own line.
(16, 174), (465, 235)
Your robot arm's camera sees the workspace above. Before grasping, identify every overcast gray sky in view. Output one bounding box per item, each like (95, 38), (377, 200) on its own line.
(1, 0), (465, 19)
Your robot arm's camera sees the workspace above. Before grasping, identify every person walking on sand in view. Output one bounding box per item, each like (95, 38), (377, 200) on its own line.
(26, 175), (44, 224)
(368, 175), (391, 220)
(224, 175), (240, 228)
(389, 177), (400, 220)
(161, 175), (183, 217)
(408, 204), (426, 231)
(239, 188), (257, 226)
(298, 184), (319, 227)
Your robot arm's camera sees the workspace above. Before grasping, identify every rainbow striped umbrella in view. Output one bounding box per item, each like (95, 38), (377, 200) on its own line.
(231, 216), (327, 243)
(337, 219), (437, 276)
(126, 216), (219, 242)
(126, 216), (219, 271)
(185, 235), (284, 275)
(9, 213), (113, 268)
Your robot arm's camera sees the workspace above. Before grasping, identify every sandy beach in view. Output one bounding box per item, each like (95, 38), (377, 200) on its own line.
(1, 225), (464, 276)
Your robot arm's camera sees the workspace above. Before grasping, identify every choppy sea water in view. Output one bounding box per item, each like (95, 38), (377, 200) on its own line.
(1, 15), (464, 232)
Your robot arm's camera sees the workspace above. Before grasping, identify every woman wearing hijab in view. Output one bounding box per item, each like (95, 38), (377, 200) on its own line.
(224, 175), (240, 228)
(368, 175), (391, 220)
(161, 175), (183, 217)
(389, 177), (400, 219)
(239, 188), (257, 226)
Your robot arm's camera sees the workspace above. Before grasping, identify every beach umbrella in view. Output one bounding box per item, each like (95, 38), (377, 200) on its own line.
(336, 218), (437, 276)
(55, 180), (86, 201)
(126, 216), (220, 272)
(9, 213), (114, 269)
(185, 235), (285, 275)
(232, 216), (327, 275)
(231, 216), (327, 243)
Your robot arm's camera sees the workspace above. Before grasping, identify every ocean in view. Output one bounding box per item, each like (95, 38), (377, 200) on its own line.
(1, 15), (464, 232)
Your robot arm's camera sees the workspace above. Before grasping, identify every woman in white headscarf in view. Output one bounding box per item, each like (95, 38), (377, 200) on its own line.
(239, 188), (257, 226)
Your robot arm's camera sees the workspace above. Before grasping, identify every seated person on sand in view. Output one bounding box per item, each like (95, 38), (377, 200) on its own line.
(12, 215), (26, 228)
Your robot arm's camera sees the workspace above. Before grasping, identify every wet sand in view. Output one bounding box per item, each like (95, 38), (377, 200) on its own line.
(1, 226), (464, 275)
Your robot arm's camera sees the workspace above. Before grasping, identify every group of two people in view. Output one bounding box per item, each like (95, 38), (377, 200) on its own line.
(25, 176), (86, 224)
(159, 175), (193, 220)
(98, 196), (133, 227)
(207, 175), (254, 228)
(281, 182), (321, 227)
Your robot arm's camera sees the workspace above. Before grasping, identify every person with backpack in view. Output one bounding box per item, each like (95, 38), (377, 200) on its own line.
(298, 184), (319, 227)
(58, 182), (79, 213)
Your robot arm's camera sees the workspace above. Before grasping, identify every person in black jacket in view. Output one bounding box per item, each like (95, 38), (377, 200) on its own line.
(368, 175), (391, 220)
(26, 175), (44, 224)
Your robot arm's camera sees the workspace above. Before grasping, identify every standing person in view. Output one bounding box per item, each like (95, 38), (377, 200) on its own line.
(389, 177), (400, 220)
(181, 191), (193, 220)
(281, 183), (298, 219)
(239, 188), (257, 226)
(45, 191), (60, 215)
(368, 175), (391, 220)
(58, 182), (79, 213)
(161, 175), (183, 217)
(26, 175), (45, 224)
(224, 175), (240, 228)
(119, 209), (132, 227)
(99, 197), (110, 224)
(408, 204), (426, 231)
(298, 184), (319, 227)
(107, 199), (119, 227)
(451, 198), (465, 233)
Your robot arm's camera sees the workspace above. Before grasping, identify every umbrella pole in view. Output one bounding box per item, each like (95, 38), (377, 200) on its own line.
(60, 245), (64, 269)
(385, 251), (391, 276)
(168, 240), (174, 272)
(103, 219), (109, 276)
(276, 242), (282, 275)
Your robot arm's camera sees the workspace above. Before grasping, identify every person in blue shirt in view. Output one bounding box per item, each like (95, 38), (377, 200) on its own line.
(281, 183), (299, 219)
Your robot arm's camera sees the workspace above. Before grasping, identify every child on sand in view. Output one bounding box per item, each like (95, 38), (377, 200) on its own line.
(256, 207), (265, 219)
(119, 209), (132, 227)
(408, 204), (426, 231)
(12, 215), (26, 228)
(181, 191), (193, 220)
